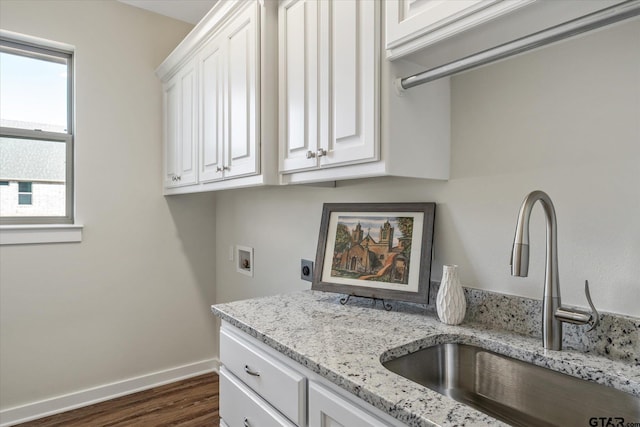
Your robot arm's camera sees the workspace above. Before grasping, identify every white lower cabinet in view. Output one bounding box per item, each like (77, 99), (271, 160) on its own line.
(308, 381), (389, 427)
(219, 322), (404, 427)
(220, 327), (306, 425)
(220, 366), (297, 427)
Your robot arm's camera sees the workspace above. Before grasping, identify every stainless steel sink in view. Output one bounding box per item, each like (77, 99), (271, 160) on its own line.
(382, 343), (640, 427)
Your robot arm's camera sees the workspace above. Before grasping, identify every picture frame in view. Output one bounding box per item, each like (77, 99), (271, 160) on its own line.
(312, 202), (436, 304)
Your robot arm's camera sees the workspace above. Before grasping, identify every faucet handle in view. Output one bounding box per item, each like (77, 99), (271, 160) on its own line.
(554, 280), (600, 330)
(584, 280), (600, 331)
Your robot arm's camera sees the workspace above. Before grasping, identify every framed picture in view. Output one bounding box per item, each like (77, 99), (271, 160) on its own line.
(312, 202), (436, 304)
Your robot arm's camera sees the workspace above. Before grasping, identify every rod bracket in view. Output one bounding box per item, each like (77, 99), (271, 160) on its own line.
(393, 77), (406, 97)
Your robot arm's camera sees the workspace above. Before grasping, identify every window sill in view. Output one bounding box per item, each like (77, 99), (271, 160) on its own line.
(0, 224), (83, 245)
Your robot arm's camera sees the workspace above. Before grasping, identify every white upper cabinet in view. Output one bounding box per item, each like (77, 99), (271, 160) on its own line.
(385, 0), (532, 60)
(279, 0), (377, 175)
(160, 0), (630, 192)
(385, 0), (629, 64)
(279, 0), (451, 185)
(157, 0), (277, 195)
(162, 59), (198, 188)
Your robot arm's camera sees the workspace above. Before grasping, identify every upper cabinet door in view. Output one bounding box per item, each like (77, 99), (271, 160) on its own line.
(223, 2), (260, 179)
(199, 37), (225, 183)
(163, 79), (179, 188)
(163, 61), (198, 188)
(318, 0), (378, 168)
(279, 0), (320, 173)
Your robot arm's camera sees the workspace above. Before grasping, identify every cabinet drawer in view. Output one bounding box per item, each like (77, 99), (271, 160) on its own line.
(220, 367), (297, 427)
(220, 327), (306, 426)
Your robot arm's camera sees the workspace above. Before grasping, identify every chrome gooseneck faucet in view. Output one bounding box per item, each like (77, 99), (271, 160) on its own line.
(510, 190), (599, 350)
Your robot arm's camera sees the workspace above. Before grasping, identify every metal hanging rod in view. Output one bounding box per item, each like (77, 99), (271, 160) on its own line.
(397, 0), (640, 91)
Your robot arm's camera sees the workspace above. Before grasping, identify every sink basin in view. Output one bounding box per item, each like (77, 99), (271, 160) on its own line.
(382, 343), (640, 427)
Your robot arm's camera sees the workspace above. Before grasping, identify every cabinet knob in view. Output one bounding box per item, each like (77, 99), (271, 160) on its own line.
(306, 150), (316, 159)
(216, 167), (223, 173)
(244, 418), (250, 427)
(223, 166), (230, 171)
(316, 148), (327, 158)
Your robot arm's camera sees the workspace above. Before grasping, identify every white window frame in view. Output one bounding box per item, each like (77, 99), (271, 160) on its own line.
(0, 30), (81, 245)
(0, 32), (74, 225)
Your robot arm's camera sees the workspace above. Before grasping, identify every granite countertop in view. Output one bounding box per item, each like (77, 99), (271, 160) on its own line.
(211, 290), (640, 427)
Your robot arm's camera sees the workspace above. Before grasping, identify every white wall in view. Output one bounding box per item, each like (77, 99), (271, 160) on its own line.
(215, 19), (640, 318)
(0, 0), (217, 413)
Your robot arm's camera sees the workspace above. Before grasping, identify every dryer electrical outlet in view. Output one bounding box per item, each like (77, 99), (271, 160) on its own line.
(301, 259), (314, 282)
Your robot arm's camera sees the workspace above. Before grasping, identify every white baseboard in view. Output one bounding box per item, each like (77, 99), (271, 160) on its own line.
(0, 358), (221, 427)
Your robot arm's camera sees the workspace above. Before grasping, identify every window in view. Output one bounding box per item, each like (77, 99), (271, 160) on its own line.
(18, 182), (33, 205)
(0, 34), (73, 224)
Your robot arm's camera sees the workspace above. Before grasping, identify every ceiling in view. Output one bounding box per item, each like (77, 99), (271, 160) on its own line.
(118, 0), (218, 25)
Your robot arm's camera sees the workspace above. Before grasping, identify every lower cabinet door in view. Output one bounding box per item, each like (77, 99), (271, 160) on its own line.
(308, 381), (390, 427)
(220, 367), (297, 427)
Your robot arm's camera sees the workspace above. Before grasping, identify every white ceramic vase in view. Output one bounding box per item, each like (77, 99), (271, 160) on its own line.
(436, 264), (466, 325)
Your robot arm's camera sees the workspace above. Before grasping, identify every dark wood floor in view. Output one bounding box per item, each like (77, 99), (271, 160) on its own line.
(17, 373), (219, 427)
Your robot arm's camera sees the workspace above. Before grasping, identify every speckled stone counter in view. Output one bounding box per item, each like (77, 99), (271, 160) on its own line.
(211, 290), (640, 427)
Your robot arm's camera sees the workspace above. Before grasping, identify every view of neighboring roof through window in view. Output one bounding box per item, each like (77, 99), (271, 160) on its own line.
(0, 34), (74, 224)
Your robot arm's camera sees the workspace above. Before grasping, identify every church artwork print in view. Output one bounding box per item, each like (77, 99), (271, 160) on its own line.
(330, 216), (412, 284)
(313, 203), (436, 304)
